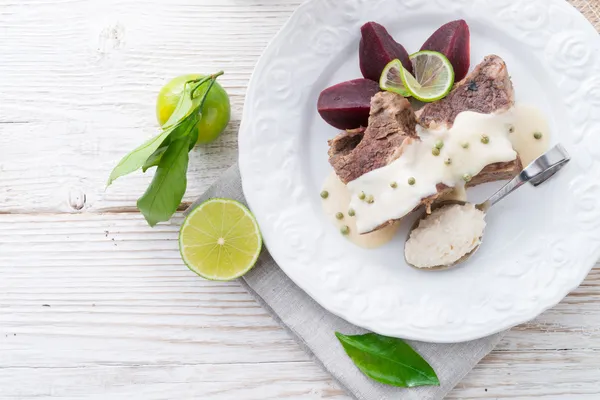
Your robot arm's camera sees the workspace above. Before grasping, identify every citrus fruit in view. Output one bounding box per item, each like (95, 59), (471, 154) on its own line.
(156, 74), (231, 144)
(379, 59), (411, 97)
(179, 198), (262, 281)
(400, 51), (455, 102)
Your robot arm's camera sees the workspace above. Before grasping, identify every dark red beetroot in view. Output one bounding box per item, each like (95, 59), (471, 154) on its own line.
(420, 20), (471, 82)
(359, 22), (413, 82)
(317, 79), (380, 130)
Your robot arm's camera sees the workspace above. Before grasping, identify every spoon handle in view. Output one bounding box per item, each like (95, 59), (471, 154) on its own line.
(484, 144), (570, 209)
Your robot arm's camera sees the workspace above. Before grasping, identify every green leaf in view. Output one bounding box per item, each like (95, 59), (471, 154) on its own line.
(187, 117), (200, 149)
(161, 77), (210, 129)
(335, 332), (439, 388)
(108, 77), (210, 185)
(107, 71), (224, 226)
(106, 127), (173, 186)
(137, 137), (191, 227)
(141, 115), (199, 172)
(142, 145), (169, 173)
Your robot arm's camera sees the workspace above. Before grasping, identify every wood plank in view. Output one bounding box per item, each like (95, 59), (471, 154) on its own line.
(1, 354), (600, 400)
(1, 212), (600, 398)
(0, 363), (347, 400)
(2, 0), (600, 398)
(0, 0), (301, 213)
(452, 350), (600, 399)
(0, 212), (309, 367)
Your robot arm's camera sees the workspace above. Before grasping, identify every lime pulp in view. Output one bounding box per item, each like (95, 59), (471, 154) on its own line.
(379, 59), (411, 97)
(179, 198), (262, 281)
(400, 50), (455, 102)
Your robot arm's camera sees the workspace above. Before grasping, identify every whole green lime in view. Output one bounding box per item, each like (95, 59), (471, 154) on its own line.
(156, 74), (231, 144)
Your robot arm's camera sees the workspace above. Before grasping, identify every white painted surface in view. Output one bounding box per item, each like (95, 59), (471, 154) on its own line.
(0, 0), (599, 398)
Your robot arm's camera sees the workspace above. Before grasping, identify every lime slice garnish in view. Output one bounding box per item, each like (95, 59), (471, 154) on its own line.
(400, 50), (455, 102)
(179, 198), (262, 281)
(380, 59), (411, 97)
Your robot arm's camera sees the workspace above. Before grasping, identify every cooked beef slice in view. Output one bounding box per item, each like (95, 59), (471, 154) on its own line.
(327, 55), (522, 227)
(414, 54), (521, 190)
(417, 54), (514, 129)
(328, 92), (417, 184)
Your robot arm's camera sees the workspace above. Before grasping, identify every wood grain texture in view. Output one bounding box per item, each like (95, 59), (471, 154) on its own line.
(1, 0), (600, 398)
(1, 213), (600, 398)
(0, 0), (301, 213)
(0, 364), (346, 400)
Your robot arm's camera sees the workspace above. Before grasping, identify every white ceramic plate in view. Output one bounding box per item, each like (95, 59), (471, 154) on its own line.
(238, 0), (600, 342)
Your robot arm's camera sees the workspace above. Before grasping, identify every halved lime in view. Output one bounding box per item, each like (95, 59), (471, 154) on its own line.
(400, 50), (455, 102)
(179, 198), (262, 281)
(380, 59), (411, 97)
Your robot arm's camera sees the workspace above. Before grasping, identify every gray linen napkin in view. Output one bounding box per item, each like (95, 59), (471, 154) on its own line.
(187, 164), (505, 400)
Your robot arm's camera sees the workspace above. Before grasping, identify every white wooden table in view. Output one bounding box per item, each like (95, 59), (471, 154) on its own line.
(1, 1), (599, 398)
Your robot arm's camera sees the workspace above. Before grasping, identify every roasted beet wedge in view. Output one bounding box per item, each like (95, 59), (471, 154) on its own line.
(420, 20), (470, 82)
(317, 79), (380, 130)
(359, 22), (412, 82)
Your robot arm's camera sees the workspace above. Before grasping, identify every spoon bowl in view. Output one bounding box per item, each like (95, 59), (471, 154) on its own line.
(405, 144), (570, 271)
(405, 200), (485, 271)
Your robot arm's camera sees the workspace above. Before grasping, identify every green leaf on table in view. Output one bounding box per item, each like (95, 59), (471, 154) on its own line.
(137, 137), (191, 227)
(141, 115), (199, 172)
(106, 127), (173, 186)
(142, 145), (169, 173)
(107, 71), (224, 226)
(187, 120), (200, 150)
(108, 78), (208, 184)
(335, 332), (439, 388)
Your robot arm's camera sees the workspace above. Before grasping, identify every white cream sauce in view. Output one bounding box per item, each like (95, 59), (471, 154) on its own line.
(508, 104), (551, 166)
(347, 110), (517, 233)
(321, 172), (399, 249)
(345, 104), (550, 234)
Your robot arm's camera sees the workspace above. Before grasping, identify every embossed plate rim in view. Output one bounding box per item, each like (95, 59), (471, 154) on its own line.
(239, 0), (600, 342)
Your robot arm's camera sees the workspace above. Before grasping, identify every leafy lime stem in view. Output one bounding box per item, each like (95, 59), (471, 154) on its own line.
(196, 78), (218, 111)
(186, 76), (211, 93)
(190, 71), (225, 99)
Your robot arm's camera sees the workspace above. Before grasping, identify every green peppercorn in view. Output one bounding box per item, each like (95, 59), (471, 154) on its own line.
(366, 195), (375, 204)
(408, 177), (416, 186)
(348, 209), (356, 217)
(462, 142), (470, 149)
(432, 147), (441, 156)
(444, 158), (452, 166)
(481, 135), (490, 144)
(340, 225), (350, 235)
(358, 192), (366, 200)
(463, 173), (472, 182)
(435, 140), (444, 150)
(533, 132), (543, 140)
(390, 181), (398, 189)
(335, 212), (344, 220)
(320, 191), (329, 199)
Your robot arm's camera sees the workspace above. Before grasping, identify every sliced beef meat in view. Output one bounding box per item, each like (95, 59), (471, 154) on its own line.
(417, 54), (514, 129)
(328, 92), (417, 184)
(417, 54), (521, 188)
(327, 55), (522, 230)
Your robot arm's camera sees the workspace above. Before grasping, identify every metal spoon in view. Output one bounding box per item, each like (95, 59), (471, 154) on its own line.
(405, 144), (571, 271)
